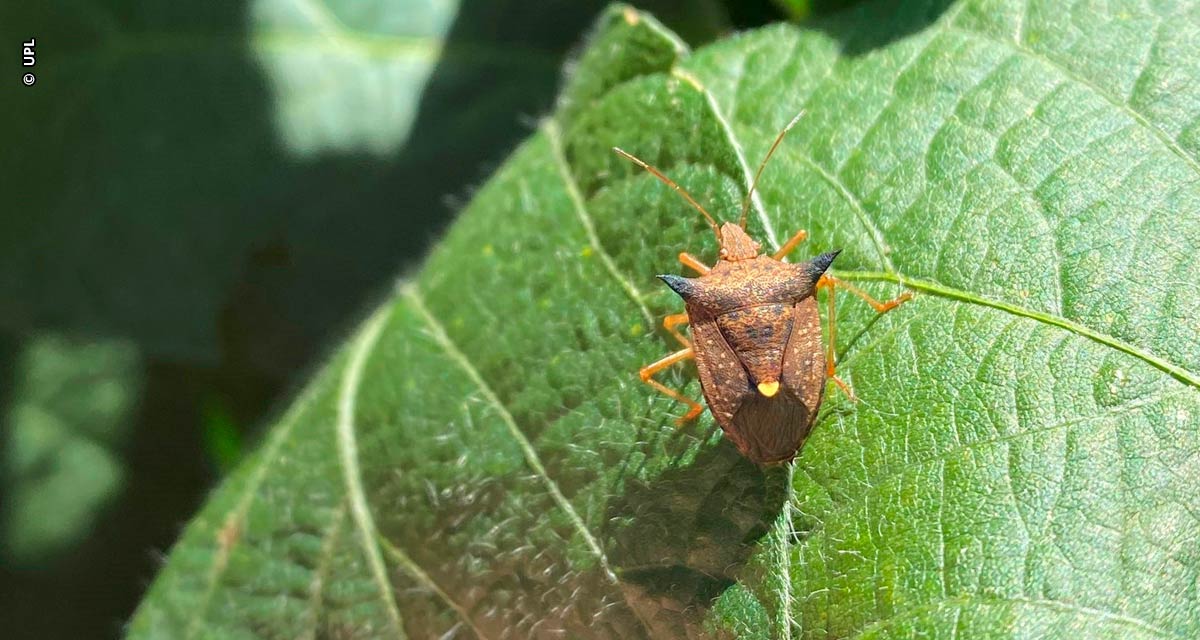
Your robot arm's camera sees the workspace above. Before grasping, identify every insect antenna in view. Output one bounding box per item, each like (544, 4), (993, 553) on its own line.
(738, 110), (805, 229)
(613, 147), (721, 241)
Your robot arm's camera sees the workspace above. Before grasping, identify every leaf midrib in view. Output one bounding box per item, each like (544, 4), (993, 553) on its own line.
(668, 72), (800, 637)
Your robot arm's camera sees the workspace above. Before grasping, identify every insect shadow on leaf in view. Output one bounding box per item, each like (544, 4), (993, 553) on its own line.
(604, 438), (789, 637)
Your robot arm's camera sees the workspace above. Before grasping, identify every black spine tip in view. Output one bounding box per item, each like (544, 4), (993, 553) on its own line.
(807, 249), (841, 280)
(657, 274), (696, 299)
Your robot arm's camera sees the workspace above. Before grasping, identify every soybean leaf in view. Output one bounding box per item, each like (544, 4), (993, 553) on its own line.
(129, 1), (1200, 638)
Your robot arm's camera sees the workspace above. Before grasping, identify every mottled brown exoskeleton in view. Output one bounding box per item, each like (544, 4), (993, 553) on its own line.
(615, 114), (911, 464)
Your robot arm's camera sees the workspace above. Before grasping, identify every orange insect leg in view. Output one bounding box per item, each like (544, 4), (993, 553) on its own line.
(817, 275), (912, 402)
(662, 312), (690, 347)
(772, 228), (809, 261)
(823, 275), (913, 313)
(639, 347), (703, 425)
(677, 252), (710, 275)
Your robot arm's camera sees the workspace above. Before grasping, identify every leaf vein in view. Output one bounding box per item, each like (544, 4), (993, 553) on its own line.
(835, 270), (1200, 390)
(543, 119), (654, 328)
(833, 28), (941, 177)
(780, 463), (796, 640)
(378, 536), (489, 639)
(336, 304), (407, 637)
(402, 285), (618, 581)
(945, 21), (1200, 178)
(781, 142), (897, 274)
(846, 593), (1182, 639)
(676, 71), (782, 250)
(182, 365), (328, 639)
(938, 459), (948, 599)
(301, 502), (347, 640)
(804, 384), (1195, 547)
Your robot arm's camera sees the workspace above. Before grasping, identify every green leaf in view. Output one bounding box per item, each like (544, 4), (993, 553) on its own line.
(129, 1), (1200, 638)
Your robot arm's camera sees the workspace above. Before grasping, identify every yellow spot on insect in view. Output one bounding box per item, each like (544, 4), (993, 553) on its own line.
(622, 6), (639, 24)
(482, 244), (495, 256)
(757, 380), (780, 397)
(629, 322), (644, 337)
(581, 246), (594, 258)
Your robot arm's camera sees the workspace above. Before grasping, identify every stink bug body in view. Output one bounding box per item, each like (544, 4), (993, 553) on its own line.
(616, 114), (911, 464)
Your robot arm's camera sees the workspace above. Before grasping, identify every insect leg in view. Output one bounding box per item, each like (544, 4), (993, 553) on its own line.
(639, 347), (704, 424)
(662, 313), (691, 347)
(818, 276), (858, 402)
(771, 228), (808, 261)
(677, 252), (710, 275)
(823, 275), (913, 313)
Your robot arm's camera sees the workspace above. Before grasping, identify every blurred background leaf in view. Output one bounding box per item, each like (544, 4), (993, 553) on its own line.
(3, 334), (141, 564)
(251, 0), (462, 158)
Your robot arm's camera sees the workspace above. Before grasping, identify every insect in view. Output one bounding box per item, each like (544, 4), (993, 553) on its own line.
(614, 114), (911, 464)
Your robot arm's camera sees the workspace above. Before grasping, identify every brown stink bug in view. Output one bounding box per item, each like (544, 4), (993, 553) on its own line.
(614, 114), (912, 464)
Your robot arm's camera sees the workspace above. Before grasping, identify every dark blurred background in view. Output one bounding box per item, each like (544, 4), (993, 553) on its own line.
(0, 0), (854, 637)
